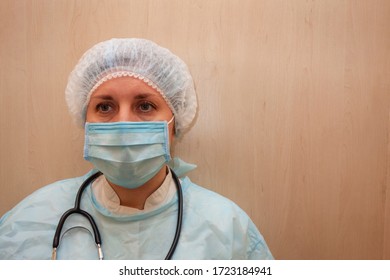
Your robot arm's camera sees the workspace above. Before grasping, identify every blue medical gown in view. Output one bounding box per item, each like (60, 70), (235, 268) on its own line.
(0, 170), (273, 259)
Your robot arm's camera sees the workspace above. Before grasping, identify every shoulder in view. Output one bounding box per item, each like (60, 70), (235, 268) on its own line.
(181, 177), (248, 217)
(180, 177), (273, 259)
(1, 171), (94, 218)
(0, 171), (95, 259)
(0, 172), (96, 226)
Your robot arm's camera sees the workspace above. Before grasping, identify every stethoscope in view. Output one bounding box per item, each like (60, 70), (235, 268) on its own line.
(51, 169), (183, 260)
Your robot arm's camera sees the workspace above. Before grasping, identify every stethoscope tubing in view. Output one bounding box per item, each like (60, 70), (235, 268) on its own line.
(52, 171), (103, 249)
(52, 169), (182, 260)
(164, 170), (183, 260)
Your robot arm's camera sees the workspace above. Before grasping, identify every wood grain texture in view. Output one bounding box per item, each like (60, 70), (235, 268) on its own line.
(0, 0), (389, 259)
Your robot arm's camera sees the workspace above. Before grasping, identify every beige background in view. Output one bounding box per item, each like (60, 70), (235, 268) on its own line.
(1, 0), (389, 259)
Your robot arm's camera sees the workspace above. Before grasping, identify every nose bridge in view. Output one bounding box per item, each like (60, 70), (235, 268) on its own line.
(116, 103), (138, 122)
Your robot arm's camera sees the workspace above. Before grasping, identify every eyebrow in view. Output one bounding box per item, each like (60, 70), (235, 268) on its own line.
(134, 93), (156, 100)
(90, 95), (114, 100)
(90, 93), (157, 100)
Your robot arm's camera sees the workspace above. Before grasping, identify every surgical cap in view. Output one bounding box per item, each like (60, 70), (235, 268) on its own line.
(65, 38), (197, 135)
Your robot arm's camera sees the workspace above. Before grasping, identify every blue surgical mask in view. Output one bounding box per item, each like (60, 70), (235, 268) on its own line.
(83, 118), (173, 189)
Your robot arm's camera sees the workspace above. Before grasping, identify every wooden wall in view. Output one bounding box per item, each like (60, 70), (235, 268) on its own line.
(0, 0), (389, 259)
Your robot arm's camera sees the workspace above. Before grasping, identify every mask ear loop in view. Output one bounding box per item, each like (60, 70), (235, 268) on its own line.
(167, 115), (177, 136)
(166, 115), (176, 136)
(167, 115), (175, 125)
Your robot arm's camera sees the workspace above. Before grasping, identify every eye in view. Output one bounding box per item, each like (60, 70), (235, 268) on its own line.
(96, 102), (113, 113)
(137, 101), (156, 113)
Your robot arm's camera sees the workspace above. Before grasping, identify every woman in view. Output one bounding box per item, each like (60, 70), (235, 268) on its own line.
(0, 38), (273, 259)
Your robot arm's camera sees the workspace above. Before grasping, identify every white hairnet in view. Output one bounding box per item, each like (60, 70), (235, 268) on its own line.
(65, 38), (197, 135)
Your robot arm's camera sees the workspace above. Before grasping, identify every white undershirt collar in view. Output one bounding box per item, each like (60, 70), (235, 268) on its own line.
(91, 169), (176, 215)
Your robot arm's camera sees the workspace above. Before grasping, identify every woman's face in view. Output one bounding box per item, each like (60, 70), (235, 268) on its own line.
(86, 76), (175, 139)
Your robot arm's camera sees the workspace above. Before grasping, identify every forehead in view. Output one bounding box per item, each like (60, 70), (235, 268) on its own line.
(86, 75), (175, 116)
(92, 76), (161, 96)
